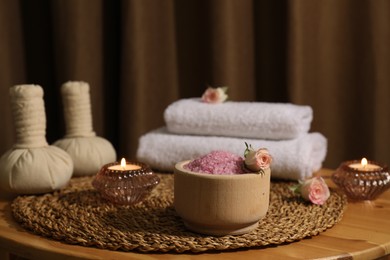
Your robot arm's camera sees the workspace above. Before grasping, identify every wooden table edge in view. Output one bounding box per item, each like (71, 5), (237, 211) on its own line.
(0, 169), (389, 260)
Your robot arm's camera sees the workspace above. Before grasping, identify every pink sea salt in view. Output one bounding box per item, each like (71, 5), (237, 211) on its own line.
(184, 151), (246, 175)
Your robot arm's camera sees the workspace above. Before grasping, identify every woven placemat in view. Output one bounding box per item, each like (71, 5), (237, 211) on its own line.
(11, 174), (347, 253)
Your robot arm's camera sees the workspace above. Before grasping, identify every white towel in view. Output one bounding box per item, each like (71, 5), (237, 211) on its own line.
(164, 98), (313, 140)
(136, 128), (327, 180)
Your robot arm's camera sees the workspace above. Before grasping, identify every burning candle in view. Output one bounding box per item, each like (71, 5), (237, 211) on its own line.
(332, 158), (389, 200)
(108, 158), (141, 171)
(92, 158), (160, 205)
(348, 158), (381, 172)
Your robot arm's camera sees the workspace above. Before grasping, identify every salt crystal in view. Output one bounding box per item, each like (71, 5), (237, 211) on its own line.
(184, 151), (247, 175)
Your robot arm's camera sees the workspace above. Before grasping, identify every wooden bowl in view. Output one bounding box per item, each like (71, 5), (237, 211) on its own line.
(174, 160), (270, 236)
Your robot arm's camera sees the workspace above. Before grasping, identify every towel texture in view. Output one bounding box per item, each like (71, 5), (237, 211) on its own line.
(136, 128), (327, 180)
(164, 99), (313, 140)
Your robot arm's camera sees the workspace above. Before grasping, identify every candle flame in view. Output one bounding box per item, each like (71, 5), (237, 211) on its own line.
(361, 158), (368, 167)
(120, 158), (126, 170)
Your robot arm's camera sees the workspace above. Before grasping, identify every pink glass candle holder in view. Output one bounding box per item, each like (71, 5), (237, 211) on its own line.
(92, 160), (160, 205)
(332, 159), (390, 201)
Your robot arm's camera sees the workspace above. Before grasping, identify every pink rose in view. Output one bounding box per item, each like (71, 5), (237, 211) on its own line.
(300, 177), (330, 205)
(201, 87), (228, 104)
(244, 147), (272, 172)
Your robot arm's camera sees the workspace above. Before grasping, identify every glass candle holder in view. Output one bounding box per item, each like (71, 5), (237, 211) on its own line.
(92, 161), (160, 205)
(332, 160), (390, 201)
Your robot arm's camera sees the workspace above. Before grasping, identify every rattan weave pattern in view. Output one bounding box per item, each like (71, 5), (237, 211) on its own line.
(11, 174), (347, 253)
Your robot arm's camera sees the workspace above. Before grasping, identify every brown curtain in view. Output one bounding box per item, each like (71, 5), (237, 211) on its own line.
(0, 0), (389, 169)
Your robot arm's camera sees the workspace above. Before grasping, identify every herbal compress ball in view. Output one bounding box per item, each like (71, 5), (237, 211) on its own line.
(53, 81), (116, 176)
(0, 85), (73, 195)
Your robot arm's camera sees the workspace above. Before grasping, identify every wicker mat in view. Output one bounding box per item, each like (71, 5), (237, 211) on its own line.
(11, 174), (347, 253)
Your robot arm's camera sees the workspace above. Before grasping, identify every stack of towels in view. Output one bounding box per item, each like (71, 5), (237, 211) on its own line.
(136, 98), (327, 180)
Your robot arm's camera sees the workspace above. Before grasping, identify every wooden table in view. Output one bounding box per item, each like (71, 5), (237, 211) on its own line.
(1, 169), (390, 260)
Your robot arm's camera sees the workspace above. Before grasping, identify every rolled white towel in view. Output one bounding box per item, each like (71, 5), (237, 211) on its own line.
(136, 127), (327, 180)
(164, 98), (313, 140)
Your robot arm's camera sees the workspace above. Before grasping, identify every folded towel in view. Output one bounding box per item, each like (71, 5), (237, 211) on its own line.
(136, 128), (327, 180)
(164, 98), (313, 140)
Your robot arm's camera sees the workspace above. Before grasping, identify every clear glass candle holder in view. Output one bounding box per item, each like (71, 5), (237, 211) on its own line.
(92, 161), (160, 205)
(332, 160), (390, 201)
